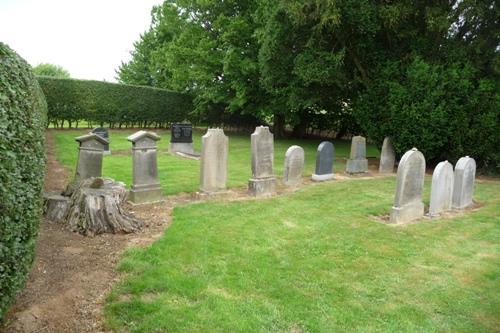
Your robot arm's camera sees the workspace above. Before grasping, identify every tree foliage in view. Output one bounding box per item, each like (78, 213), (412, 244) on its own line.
(118, 0), (499, 171)
(33, 63), (70, 78)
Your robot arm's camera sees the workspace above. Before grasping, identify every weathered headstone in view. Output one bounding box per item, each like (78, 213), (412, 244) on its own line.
(452, 156), (476, 209)
(283, 145), (304, 186)
(248, 126), (276, 196)
(170, 123), (195, 155)
(127, 131), (162, 204)
(429, 161), (454, 216)
(312, 141), (334, 181)
(75, 133), (108, 180)
(200, 128), (229, 194)
(389, 148), (426, 224)
(379, 137), (395, 173)
(346, 136), (368, 174)
(91, 127), (110, 154)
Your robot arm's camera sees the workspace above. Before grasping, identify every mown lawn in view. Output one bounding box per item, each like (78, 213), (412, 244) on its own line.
(105, 177), (500, 332)
(51, 129), (379, 195)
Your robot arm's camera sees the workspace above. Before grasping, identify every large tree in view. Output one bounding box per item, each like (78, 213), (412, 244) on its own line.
(33, 63), (70, 78)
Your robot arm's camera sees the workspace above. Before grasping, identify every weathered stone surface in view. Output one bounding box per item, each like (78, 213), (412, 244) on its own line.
(452, 156), (476, 209)
(346, 136), (368, 174)
(91, 127), (110, 154)
(379, 137), (395, 173)
(248, 126), (276, 196)
(200, 128), (228, 193)
(389, 148), (426, 224)
(283, 145), (304, 186)
(127, 131), (162, 204)
(429, 161), (454, 216)
(43, 193), (70, 223)
(75, 133), (108, 180)
(170, 123), (195, 155)
(312, 141), (334, 181)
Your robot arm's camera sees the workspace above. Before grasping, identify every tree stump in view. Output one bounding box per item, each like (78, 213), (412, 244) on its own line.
(63, 177), (142, 236)
(43, 193), (71, 223)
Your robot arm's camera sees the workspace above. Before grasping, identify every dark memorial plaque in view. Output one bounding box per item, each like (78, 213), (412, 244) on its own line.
(91, 127), (110, 152)
(171, 123), (193, 143)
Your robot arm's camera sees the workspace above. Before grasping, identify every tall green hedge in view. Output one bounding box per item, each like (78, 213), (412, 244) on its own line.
(37, 77), (193, 128)
(0, 43), (47, 319)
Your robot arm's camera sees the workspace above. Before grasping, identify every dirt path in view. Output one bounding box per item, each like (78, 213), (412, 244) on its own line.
(1, 132), (389, 333)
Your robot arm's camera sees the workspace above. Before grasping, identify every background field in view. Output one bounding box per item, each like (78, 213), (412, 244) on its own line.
(52, 129), (380, 195)
(104, 177), (500, 333)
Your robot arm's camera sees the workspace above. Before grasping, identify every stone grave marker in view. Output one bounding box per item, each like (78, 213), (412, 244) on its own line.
(312, 141), (334, 181)
(248, 126), (276, 196)
(91, 127), (110, 154)
(346, 136), (368, 174)
(389, 148), (425, 224)
(429, 161), (454, 216)
(200, 128), (229, 194)
(379, 137), (395, 173)
(452, 156), (476, 209)
(127, 130), (162, 204)
(75, 133), (108, 180)
(283, 145), (305, 186)
(170, 123), (195, 155)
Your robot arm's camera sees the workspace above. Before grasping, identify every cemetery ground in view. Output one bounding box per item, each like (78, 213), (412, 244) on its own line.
(0, 130), (498, 333)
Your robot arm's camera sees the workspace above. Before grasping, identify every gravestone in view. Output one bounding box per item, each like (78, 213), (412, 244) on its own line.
(170, 123), (195, 155)
(283, 145), (304, 186)
(429, 161), (454, 216)
(75, 133), (108, 180)
(248, 126), (276, 196)
(312, 141), (334, 181)
(91, 127), (110, 154)
(379, 137), (395, 173)
(346, 136), (368, 174)
(127, 131), (162, 204)
(452, 156), (476, 209)
(200, 128), (229, 194)
(389, 148), (425, 224)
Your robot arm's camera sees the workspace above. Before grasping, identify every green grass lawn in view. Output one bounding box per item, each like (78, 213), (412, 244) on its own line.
(52, 129), (380, 195)
(104, 177), (500, 332)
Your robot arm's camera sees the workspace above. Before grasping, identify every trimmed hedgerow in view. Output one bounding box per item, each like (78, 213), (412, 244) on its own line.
(37, 77), (193, 128)
(0, 43), (47, 320)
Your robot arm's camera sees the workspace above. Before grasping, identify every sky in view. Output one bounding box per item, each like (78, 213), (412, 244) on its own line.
(0, 0), (162, 82)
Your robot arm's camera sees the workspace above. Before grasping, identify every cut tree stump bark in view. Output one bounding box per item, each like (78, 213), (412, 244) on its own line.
(62, 177), (142, 236)
(43, 193), (70, 223)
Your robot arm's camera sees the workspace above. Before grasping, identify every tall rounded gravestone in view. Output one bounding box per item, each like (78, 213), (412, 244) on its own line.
(389, 148), (426, 224)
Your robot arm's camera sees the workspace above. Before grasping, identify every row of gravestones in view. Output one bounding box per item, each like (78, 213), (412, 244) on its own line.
(390, 148), (476, 224)
(75, 127), (392, 202)
(76, 127), (475, 218)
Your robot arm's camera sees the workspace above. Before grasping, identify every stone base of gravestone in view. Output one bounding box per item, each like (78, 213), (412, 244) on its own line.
(129, 184), (163, 205)
(170, 142), (195, 155)
(248, 177), (276, 197)
(103, 150), (111, 155)
(389, 201), (424, 224)
(346, 158), (368, 174)
(43, 192), (70, 223)
(312, 173), (334, 181)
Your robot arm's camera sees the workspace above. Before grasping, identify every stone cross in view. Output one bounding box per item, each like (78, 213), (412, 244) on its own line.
(346, 136), (368, 174)
(248, 126), (276, 196)
(389, 148), (426, 224)
(452, 156), (476, 209)
(283, 145), (304, 186)
(127, 130), (162, 204)
(429, 161), (454, 216)
(379, 137), (395, 173)
(312, 141), (334, 181)
(199, 128), (228, 194)
(91, 127), (110, 154)
(75, 133), (108, 180)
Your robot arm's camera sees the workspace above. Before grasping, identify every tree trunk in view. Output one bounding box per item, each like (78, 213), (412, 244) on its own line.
(273, 113), (285, 138)
(63, 178), (142, 236)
